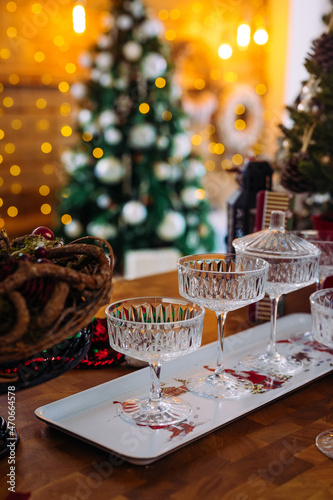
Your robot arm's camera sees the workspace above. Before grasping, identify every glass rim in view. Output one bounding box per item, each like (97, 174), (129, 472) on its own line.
(310, 288), (333, 310)
(177, 253), (269, 275)
(105, 296), (205, 326)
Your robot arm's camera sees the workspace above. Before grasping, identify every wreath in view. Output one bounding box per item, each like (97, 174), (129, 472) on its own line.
(216, 84), (264, 152)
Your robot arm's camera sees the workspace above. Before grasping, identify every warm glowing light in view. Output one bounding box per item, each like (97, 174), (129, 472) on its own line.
(192, 2), (203, 14)
(61, 125), (72, 137)
(65, 63), (76, 74)
(139, 103), (150, 114)
(162, 110), (172, 121)
(10, 165), (20, 176)
(194, 79), (205, 90)
(223, 72), (238, 83)
(256, 83), (267, 95)
(0, 199), (3, 207)
(254, 29), (268, 45)
(234, 104), (245, 115)
(218, 44), (232, 59)
(235, 119), (246, 130)
(32, 3), (42, 14)
(42, 74), (52, 85)
(5, 143), (15, 154)
(36, 98), (47, 109)
(73, 4), (86, 34)
(34, 51), (45, 62)
(11, 183), (21, 194)
(0, 218), (5, 229)
(9, 74), (19, 85)
(158, 9), (169, 20)
(213, 143), (225, 155)
(165, 30), (176, 41)
(7, 206), (18, 217)
(191, 134), (202, 146)
(41, 204), (52, 215)
(60, 103), (71, 116)
(3, 97), (14, 108)
(1, 49), (11, 59)
(41, 142), (52, 153)
(208, 142), (216, 154)
(237, 24), (251, 47)
(155, 77), (166, 88)
(170, 9), (180, 20)
(195, 189), (205, 200)
(0, 84), (3, 92)
(206, 124), (215, 135)
(38, 119), (50, 130)
(7, 27), (17, 38)
(232, 154), (243, 165)
(58, 81), (70, 93)
(54, 36), (65, 46)
(93, 147), (103, 158)
(43, 164), (54, 175)
(205, 160), (215, 171)
(39, 185), (50, 196)
(6, 2), (17, 12)
(82, 131), (93, 141)
(61, 214), (72, 225)
(222, 159), (233, 170)
(0, 130), (4, 140)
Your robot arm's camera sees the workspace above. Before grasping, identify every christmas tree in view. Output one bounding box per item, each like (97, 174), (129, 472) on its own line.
(57, 0), (215, 272)
(279, 5), (333, 222)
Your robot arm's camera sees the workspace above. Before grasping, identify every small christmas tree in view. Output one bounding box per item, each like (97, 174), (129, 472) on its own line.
(279, 5), (333, 221)
(57, 0), (215, 271)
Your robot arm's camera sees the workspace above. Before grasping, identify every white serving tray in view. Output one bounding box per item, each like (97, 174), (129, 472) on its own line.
(35, 314), (333, 465)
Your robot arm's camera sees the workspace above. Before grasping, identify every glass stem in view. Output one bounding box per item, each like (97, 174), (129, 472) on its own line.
(149, 363), (162, 406)
(214, 312), (227, 378)
(267, 296), (279, 357)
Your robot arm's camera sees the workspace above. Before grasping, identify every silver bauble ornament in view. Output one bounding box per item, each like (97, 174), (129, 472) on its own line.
(122, 201), (147, 225)
(94, 157), (125, 184)
(157, 211), (186, 241)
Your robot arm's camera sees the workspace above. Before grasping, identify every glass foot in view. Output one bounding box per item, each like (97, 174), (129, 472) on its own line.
(241, 352), (303, 376)
(316, 429), (333, 458)
(186, 372), (253, 399)
(118, 397), (192, 427)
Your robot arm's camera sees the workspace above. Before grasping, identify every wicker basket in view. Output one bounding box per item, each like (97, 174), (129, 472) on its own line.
(0, 233), (113, 363)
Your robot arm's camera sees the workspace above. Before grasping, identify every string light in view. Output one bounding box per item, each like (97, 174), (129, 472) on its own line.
(237, 24), (251, 47)
(254, 28), (268, 45)
(73, 2), (86, 34)
(218, 44), (232, 60)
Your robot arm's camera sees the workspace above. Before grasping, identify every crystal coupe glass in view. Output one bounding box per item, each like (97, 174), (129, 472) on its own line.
(233, 210), (321, 376)
(310, 287), (333, 458)
(291, 230), (333, 290)
(106, 297), (205, 427)
(177, 253), (269, 399)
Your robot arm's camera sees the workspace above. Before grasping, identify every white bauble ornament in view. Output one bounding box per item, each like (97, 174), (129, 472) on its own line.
(104, 127), (122, 145)
(97, 34), (113, 49)
(96, 193), (112, 209)
(136, 19), (164, 41)
(95, 52), (114, 70)
(172, 133), (192, 159)
(91, 68), (102, 82)
(142, 53), (167, 79)
(114, 77), (129, 90)
(124, 0), (143, 18)
(154, 161), (170, 181)
(122, 41), (143, 62)
(156, 135), (169, 149)
(157, 211), (186, 241)
(129, 123), (156, 148)
(181, 187), (200, 207)
(117, 14), (133, 30)
(94, 157), (125, 184)
(77, 109), (92, 125)
(87, 221), (117, 239)
(99, 73), (113, 88)
(186, 213), (199, 227)
(99, 110), (117, 128)
(78, 52), (93, 68)
(70, 82), (87, 100)
(64, 220), (83, 239)
(122, 201), (147, 225)
(185, 159), (206, 180)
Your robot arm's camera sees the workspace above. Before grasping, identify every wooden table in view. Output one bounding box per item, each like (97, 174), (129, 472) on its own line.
(1, 271), (332, 500)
